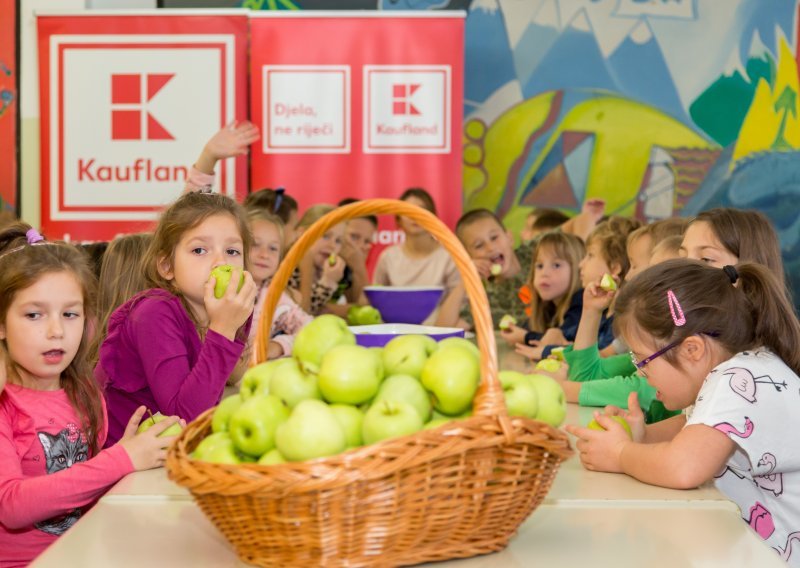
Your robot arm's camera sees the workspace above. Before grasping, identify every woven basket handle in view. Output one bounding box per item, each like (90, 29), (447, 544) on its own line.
(255, 199), (507, 419)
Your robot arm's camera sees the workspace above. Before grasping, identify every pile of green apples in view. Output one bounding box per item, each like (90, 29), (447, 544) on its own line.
(192, 314), (567, 465)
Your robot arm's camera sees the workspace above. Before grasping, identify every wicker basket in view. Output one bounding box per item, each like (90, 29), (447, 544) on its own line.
(167, 199), (573, 567)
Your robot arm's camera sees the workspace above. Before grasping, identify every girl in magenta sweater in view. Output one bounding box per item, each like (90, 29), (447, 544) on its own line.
(96, 192), (257, 445)
(0, 224), (177, 567)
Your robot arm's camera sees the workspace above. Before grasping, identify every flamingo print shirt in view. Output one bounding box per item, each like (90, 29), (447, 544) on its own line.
(686, 349), (800, 565)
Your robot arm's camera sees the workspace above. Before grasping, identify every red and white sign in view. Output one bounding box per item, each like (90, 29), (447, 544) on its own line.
(249, 14), (464, 267)
(38, 14), (248, 241)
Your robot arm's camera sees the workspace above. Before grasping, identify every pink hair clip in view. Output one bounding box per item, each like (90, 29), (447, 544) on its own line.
(667, 289), (686, 327)
(26, 228), (44, 244)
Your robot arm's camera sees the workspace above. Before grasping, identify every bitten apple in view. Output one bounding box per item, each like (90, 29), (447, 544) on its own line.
(599, 273), (617, 292)
(498, 314), (517, 331)
(210, 265), (245, 299)
(535, 358), (561, 373)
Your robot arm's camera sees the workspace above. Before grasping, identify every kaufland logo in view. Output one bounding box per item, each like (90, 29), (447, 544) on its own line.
(111, 73), (175, 140)
(364, 65), (450, 154)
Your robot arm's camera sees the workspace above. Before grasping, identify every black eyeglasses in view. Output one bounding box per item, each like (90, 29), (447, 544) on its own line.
(630, 332), (720, 377)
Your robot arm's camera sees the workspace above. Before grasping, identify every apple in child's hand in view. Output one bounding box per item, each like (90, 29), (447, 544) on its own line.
(293, 315), (356, 375)
(599, 273), (617, 292)
(421, 345), (480, 416)
(211, 394), (243, 433)
(258, 448), (287, 466)
(382, 334), (438, 380)
(550, 347), (566, 362)
(328, 253), (337, 267)
(210, 264), (245, 299)
(374, 373), (433, 422)
(329, 404), (365, 448)
(136, 412), (182, 437)
(269, 358), (322, 409)
(588, 415), (633, 439)
(318, 344), (383, 405)
(275, 399), (347, 461)
(240, 359), (283, 400)
(498, 314), (517, 331)
(535, 358), (561, 373)
(490, 263), (503, 277)
(499, 371), (539, 419)
(527, 373), (567, 427)
(362, 400), (424, 445)
(229, 395), (290, 458)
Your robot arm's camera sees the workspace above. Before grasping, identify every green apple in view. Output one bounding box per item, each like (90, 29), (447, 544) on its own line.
(269, 358), (322, 409)
(435, 337), (480, 360)
(329, 404), (364, 447)
(211, 394), (243, 433)
(257, 448), (287, 465)
(490, 263), (502, 277)
(432, 408), (471, 420)
(423, 418), (454, 430)
(328, 253), (337, 266)
(293, 315), (356, 374)
(535, 358), (561, 373)
(228, 395), (290, 457)
(374, 374), (432, 422)
(498, 314), (517, 331)
(599, 273), (617, 292)
(499, 371), (539, 418)
(382, 334), (438, 380)
(421, 346), (480, 416)
(240, 359), (284, 400)
(350, 305), (383, 325)
(550, 347), (566, 362)
(362, 400), (424, 445)
(587, 415), (633, 439)
(275, 399), (347, 461)
(527, 373), (567, 427)
(210, 264), (245, 299)
(318, 344), (383, 405)
(136, 412), (182, 437)
(193, 433), (240, 465)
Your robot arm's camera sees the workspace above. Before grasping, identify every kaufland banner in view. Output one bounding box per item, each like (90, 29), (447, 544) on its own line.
(250, 13), (464, 257)
(37, 13), (248, 241)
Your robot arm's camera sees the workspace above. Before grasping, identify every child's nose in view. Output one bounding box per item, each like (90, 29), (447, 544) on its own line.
(48, 318), (64, 339)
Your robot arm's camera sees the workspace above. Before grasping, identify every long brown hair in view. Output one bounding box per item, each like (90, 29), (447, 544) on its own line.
(0, 223), (103, 455)
(528, 232), (585, 333)
(142, 192), (252, 332)
(615, 259), (800, 376)
(89, 233), (152, 364)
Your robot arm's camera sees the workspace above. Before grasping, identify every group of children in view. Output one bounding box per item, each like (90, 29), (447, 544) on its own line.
(1, 122), (799, 566)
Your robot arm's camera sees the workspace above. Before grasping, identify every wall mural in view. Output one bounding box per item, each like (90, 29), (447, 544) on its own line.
(247, 0), (800, 303)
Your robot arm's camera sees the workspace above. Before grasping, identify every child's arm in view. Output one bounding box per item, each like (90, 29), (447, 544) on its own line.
(561, 198), (605, 242)
(576, 374), (658, 413)
(564, 342), (635, 383)
(434, 282), (469, 329)
(0, 407), (172, 529)
(184, 121), (259, 194)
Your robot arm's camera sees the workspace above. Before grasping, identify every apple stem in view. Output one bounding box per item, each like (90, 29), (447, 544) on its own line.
(146, 408), (154, 421)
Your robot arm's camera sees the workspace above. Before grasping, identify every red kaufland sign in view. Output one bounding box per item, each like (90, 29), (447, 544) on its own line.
(37, 13), (248, 241)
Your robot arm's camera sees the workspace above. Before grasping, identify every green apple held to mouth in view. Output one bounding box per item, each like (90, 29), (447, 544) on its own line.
(328, 253), (337, 266)
(240, 359), (284, 400)
(136, 412), (182, 437)
(535, 358), (561, 373)
(421, 345), (480, 416)
(374, 373), (432, 422)
(268, 358), (322, 409)
(329, 404), (365, 448)
(210, 264), (245, 299)
(599, 273), (617, 292)
(318, 344), (383, 405)
(499, 371), (539, 419)
(211, 394), (243, 433)
(293, 315), (356, 375)
(490, 263), (502, 277)
(587, 415), (633, 439)
(527, 373), (567, 427)
(275, 399), (347, 461)
(228, 395), (290, 458)
(382, 334), (438, 380)
(362, 400), (424, 445)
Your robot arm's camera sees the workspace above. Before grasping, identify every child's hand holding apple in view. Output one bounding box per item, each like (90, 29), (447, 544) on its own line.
(205, 267), (258, 341)
(582, 280), (616, 314)
(118, 406), (185, 471)
(321, 254), (346, 288)
(499, 323), (527, 346)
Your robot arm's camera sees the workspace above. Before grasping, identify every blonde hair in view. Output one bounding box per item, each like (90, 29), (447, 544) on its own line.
(247, 209), (285, 256)
(528, 232), (586, 333)
(297, 204), (335, 230)
(627, 218), (688, 253)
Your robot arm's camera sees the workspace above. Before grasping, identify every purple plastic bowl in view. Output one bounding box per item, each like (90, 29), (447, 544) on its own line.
(349, 324), (465, 348)
(363, 286), (444, 325)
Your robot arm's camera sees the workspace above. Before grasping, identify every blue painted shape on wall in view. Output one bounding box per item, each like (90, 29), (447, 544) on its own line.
(464, 2), (517, 107)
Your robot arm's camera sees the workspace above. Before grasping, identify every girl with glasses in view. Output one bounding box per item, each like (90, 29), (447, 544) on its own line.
(567, 260), (800, 565)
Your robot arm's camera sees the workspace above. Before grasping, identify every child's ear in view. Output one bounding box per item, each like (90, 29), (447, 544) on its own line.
(0, 323), (5, 340)
(156, 254), (174, 281)
(609, 261), (623, 279)
(681, 335), (706, 363)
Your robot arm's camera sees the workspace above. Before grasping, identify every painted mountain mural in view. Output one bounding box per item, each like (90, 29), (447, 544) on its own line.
(465, 0), (517, 111)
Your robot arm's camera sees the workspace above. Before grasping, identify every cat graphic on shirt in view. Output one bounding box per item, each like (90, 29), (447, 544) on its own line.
(34, 425), (88, 535)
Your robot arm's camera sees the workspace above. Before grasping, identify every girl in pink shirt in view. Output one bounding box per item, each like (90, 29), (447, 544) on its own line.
(0, 223), (178, 567)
